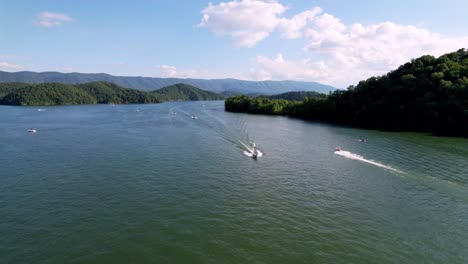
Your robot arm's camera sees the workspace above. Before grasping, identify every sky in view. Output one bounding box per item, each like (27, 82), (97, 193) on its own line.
(1, 0), (468, 88)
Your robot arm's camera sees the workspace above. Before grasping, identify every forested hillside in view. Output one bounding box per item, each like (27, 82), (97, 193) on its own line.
(152, 83), (225, 101)
(0, 71), (336, 94)
(226, 49), (468, 137)
(0, 81), (224, 106)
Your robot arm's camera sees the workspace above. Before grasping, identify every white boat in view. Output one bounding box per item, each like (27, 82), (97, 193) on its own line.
(28, 129), (37, 133)
(242, 142), (263, 159)
(191, 115), (198, 119)
(37, 109), (45, 112)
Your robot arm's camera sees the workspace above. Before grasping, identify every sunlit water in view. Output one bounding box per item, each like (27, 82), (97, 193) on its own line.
(1, 101), (467, 263)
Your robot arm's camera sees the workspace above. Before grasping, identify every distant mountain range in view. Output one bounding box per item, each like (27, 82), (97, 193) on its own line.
(0, 71), (335, 95)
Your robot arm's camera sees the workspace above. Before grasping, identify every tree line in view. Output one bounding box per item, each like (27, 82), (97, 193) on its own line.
(226, 49), (468, 137)
(0, 81), (224, 106)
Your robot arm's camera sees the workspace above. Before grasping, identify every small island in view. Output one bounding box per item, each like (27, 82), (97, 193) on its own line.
(226, 49), (468, 137)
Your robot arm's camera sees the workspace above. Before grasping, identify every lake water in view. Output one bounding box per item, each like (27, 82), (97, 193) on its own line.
(1, 101), (467, 263)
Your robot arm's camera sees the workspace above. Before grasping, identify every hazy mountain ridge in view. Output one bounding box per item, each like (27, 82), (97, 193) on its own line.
(0, 71), (336, 95)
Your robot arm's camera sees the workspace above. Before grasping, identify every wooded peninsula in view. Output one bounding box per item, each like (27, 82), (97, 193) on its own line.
(0, 82), (224, 106)
(225, 49), (468, 137)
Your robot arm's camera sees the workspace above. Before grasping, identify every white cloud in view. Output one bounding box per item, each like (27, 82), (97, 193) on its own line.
(200, 1), (468, 86)
(156, 65), (211, 79)
(62, 67), (74, 72)
(277, 7), (322, 39)
(157, 65), (178, 77)
(251, 19), (468, 87)
(37, 12), (73, 28)
(199, 0), (287, 47)
(301, 13), (468, 86)
(199, 1), (323, 46)
(250, 54), (331, 83)
(0, 62), (24, 71)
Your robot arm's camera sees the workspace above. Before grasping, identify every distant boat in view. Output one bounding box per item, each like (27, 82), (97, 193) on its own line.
(28, 128), (37, 133)
(359, 138), (367, 143)
(335, 147), (341, 151)
(37, 109), (45, 112)
(191, 115), (198, 119)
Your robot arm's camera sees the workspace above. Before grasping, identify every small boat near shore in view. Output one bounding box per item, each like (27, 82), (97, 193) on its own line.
(28, 128), (37, 133)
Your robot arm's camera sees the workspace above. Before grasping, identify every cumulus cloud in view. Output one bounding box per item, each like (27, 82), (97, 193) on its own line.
(250, 54), (330, 82)
(302, 13), (468, 86)
(277, 7), (322, 39)
(200, 1), (468, 86)
(199, 1), (322, 46)
(37, 12), (73, 27)
(157, 65), (211, 79)
(0, 62), (24, 71)
(199, 0), (286, 47)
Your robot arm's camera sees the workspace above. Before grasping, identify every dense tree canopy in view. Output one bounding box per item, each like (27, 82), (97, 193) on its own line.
(0, 82), (162, 106)
(152, 83), (225, 101)
(0, 82), (29, 99)
(1, 83), (97, 106)
(0, 81), (225, 106)
(269, 91), (326, 101)
(226, 49), (468, 137)
(77, 82), (162, 104)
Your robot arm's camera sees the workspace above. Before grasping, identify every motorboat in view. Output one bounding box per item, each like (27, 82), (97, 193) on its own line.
(242, 142), (263, 159)
(335, 147), (341, 151)
(28, 128), (37, 133)
(191, 115), (198, 119)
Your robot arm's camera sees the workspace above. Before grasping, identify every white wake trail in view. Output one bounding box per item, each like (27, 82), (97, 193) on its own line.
(335, 150), (404, 174)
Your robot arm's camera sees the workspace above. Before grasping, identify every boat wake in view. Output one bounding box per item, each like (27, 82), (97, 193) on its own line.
(240, 141), (263, 158)
(335, 150), (404, 174)
(173, 103), (263, 158)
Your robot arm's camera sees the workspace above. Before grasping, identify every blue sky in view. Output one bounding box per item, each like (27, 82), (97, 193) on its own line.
(1, 0), (468, 87)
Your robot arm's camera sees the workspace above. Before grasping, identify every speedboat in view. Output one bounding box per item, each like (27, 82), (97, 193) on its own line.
(242, 142), (263, 159)
(28, 128), (37, 133)
(191, 115), (198, 119)
(335, 147), (341, 151)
